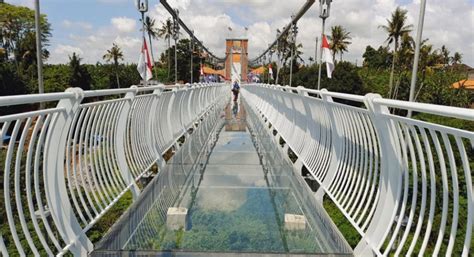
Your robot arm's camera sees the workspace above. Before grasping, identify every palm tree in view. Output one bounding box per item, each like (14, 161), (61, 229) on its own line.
(452, 52), (462, 65)
(144, 16), (159, 78)
(158, 18), (174, 81)
(380, 7), (413, 98)
(398, 32), (415, 68)
(292, 43), (305, 64)
(330, 25), (352, 62)
(440, 45), (450, 66)
(103, 43), (124, 88)
(69, 53), (91, 90)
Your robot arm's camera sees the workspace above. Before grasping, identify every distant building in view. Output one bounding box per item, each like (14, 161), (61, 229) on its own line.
(452, 69), (474, 90)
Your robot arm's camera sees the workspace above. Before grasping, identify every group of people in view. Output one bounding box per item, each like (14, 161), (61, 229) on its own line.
(201, 74), (221, 83)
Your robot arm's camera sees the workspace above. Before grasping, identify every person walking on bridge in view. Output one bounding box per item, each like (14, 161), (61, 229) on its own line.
(232, 81), (240, 102)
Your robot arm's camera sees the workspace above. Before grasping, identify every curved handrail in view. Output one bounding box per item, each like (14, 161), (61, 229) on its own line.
(0, 83), (228, 256)
(1, 82), (472, 256)
(242, 83), (473, 257)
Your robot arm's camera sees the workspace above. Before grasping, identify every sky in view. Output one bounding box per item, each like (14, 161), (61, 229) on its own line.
(6, 0), (474, 67)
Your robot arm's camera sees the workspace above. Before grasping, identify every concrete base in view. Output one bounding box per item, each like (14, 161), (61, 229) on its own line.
(167, 207), (188, 230)
(284, 214), (306, 231)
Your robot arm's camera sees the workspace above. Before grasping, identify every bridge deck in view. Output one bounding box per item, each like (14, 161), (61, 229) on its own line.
(92, 101), (352, 256)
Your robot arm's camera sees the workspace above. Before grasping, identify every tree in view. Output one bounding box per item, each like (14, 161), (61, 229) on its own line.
(398, 33), (415, 69)
(452, 52), (462, 65)
(160, 39), (201, 84)
(0, 2), (51, 63)
(69, 53), (91, 91)
(144, 16), (159, 78)
(282, 42), (304, 85)
(294, 62), (364, 97)
(440, 45), (450, 66)
(379, 7), (413, 98)
(330, 25), (352, 62)
(43, 64), (70, 93)
(362, 45), (392, 70)
(158, 18), (174, 81)
(103, 43), (124, 88)
(0, 62), (28, 97)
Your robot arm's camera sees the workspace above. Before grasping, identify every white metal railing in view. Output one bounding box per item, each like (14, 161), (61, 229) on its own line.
(242, 84), (473, 257)
(0, 83), (227, 256)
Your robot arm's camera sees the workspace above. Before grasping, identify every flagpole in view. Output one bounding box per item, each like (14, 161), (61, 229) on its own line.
(289, 46), (294, 87)
(141, 11), (147, 87)
(317, 18), (325, 90)
(317, 0), (332, 90)
(275, 31), (281, 85)
(190, 32), (194, 84)
(34, 0), (44, 108)
(408, 0), (427, 118)
(268, 44), (272, 84)
(315, 37), (318, 67)
(289, 22), (298, 87)
(173, 9), (179, 84)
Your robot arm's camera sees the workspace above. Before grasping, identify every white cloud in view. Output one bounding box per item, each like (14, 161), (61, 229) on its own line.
(111, 17), (137, 34)
(46, 0), (473, 67)
(62, 20), (93, 30)
(6, 0), (34, 8)
(51, 44), (84, 63)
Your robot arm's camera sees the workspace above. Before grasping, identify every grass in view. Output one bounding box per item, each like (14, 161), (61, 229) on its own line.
(86, 190), (133, 243)
(322, 195), (361, 249)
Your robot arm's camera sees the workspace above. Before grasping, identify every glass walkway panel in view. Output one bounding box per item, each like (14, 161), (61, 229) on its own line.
(92, 101), (352, 256)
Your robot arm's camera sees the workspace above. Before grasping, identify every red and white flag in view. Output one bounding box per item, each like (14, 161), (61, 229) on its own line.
(268, 64), (273, 77)
(322, 35), (334, 78)
(137, 37), (153, 81)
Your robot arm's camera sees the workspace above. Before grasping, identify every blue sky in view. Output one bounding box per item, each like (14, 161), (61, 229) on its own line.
(6, 0), (474, 66)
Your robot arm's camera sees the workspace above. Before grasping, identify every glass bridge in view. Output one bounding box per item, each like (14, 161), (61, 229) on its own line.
(0, 83), (472, 257)
(92, 101), (352, 256)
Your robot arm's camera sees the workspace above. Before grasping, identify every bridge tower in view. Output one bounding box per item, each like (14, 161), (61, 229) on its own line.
(225, 39), (248, 83)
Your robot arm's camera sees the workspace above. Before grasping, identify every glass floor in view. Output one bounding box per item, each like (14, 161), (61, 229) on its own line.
(93, 101), (352, 256)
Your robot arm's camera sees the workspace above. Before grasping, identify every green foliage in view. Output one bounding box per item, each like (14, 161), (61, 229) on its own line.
(86, 191), (133, 243)
(0, 2), (51, 63)
(0, 2), (51, 96)
(330, 25), (352, 62)
(43, 64), (70, 92)
(323, 196), (361, 249)
(294, 62), (364, 96)
(127, 188), (323, 253)
(86, 64), (111, 90)
(0, 61), (28, 96)
(414, 113), (474, 131)
(161, 39), (203, 84)
(68, 53), (91, 90)
(158, 18), (175, 81)
(416, 70), (472, 108)
(102, 43), (124, 88)
(358, 67), (391, 97)
(326, 62), (365, 95)
(362, 45), (393, 70)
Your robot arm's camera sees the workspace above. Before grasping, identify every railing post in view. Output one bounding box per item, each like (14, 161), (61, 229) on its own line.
(293, 87), (309, 172)
(149, 86), (166, 170)
(115, 86), (141, 199)
(315, 89), (344, 203)
(353, 93), (403, 255)
(44, 88), (92, 255)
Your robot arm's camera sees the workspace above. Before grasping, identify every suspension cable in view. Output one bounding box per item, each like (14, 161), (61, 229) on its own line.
(159, 0), (226, 62)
